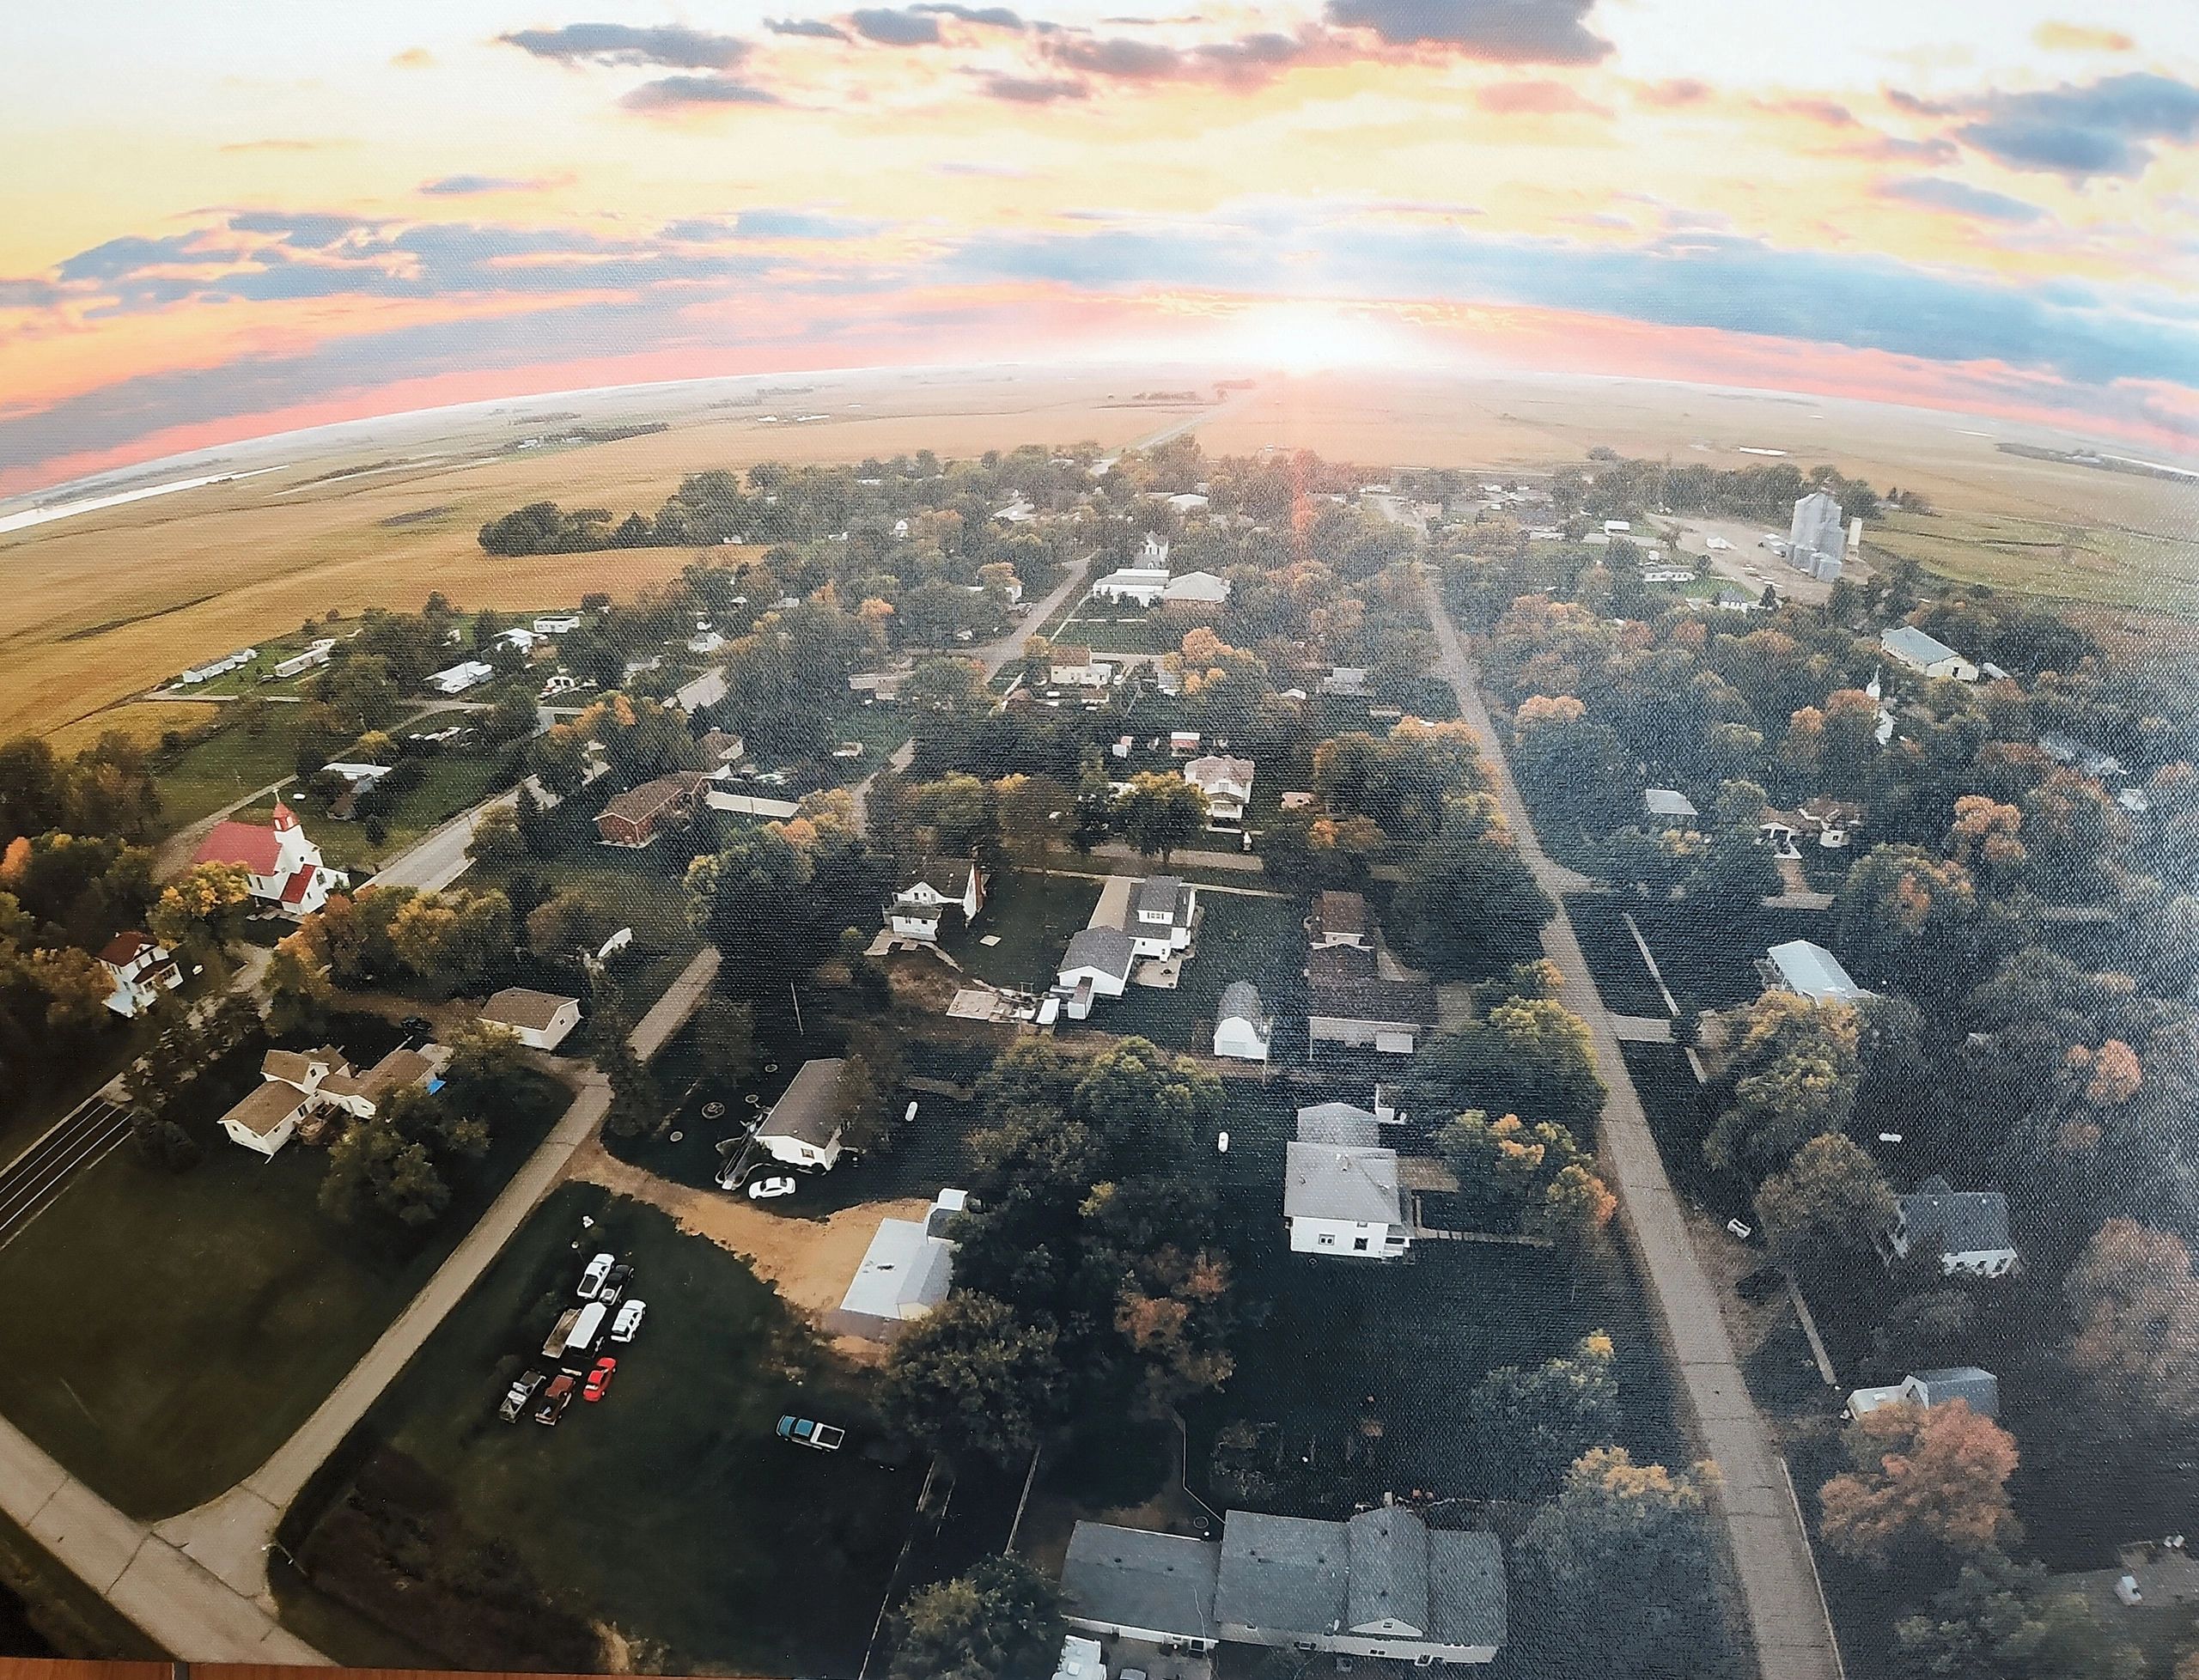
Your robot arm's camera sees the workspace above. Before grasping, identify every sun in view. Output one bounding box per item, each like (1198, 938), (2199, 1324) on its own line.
(1215, 301), (1418, 374)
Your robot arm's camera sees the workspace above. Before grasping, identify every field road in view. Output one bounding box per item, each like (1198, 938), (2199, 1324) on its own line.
(1421, 573), (1843, 1680)
(0, 1096), (131, 1251)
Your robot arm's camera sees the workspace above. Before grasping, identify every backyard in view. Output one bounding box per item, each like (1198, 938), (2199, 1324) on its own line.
(282, 1184), (916, 1675)
(0, 1040), (569, 1517)
(1072, 886), (1309, 1060)
(939, 866), (1100, 993)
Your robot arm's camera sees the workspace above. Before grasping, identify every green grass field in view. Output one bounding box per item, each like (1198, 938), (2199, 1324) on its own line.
(1869, 507), (2199, 612)
(148, 708), (318, 835)
(295, 1184), (914, 1674)
(0, 1055), (566, 1518)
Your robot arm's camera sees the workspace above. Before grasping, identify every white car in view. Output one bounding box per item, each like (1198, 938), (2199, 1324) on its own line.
(576, 1251), (615, 1300)
(611, 1300), (647, 1343)
(747, 1175), (798, 1201)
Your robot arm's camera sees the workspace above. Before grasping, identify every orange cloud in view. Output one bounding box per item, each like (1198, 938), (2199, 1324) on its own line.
(2032, 21), (2135, 52)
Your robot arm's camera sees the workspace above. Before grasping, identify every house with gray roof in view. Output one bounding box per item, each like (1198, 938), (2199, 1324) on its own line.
(1062, 1508), (1505, 1666)
(1060, 1523), (1223, 1650)
(1885, 1176), (2018, 1277)
(1307, 973), (1438, 1056)
(1056, 926), (1137, 1020)
(1128, 875), (1198, 958)
(1880, 624), (1979, 683)
(1762, 938), (1867, 1006)
(1286, 1137), (1410, 1258)
(1849, 1366), (2000, 1420)
(755, 1057), (851, 1172)
(830, 1189), (966, 1342)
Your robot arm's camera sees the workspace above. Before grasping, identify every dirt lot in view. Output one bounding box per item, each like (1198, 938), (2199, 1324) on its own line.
(567, 1139), (926, 1363)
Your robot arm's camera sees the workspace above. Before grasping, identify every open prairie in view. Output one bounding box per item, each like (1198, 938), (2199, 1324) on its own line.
(4, 362), (2195, 742)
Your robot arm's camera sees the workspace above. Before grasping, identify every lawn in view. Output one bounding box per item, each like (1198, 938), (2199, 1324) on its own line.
(1075, 888), (1309, 1060)
(0, 1045), (568, 1518)
(148, 706), (319, 834)
(940, 867), (1100, 992)
(286, 1184), (916, 1675)
(242, 740), (521, 874)
(1566, 892), (1827, 1018)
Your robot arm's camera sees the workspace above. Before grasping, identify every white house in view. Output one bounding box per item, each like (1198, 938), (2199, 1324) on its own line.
(1307, 971), (1438, 1056)
(1213, 981), (1272, 1062)
(478, 986), (582, 1050)
(1886, 1177), (2019, 1277)
(1183, 754), (1254, 829)
(498, 626), (545, 654)
(1849, 1366), (2000, 1419)
(218, 1080), (315, 1158)
(756, 1057), (852, 1171)
(831, 1189), (967, 1342)
(97, 932), (181, 1018)
(1286, 1137), (1411, 1258)
(272, 638), (337, 679)
(427, 659), (495, 695)
(1138, 533), (1169, 565)
(1127, 876), (1197, 957)
(191, 800), (342, 919)
(886, 855), (985, 943)
(1056, 927), (1136, 1020)
(1090, 567), (1170, 607)
(1049, 648), (1116, 688)
(1880, 625), (1979, 683)
(1763, 938), (1867, 1005)
(1160, 569), (1230, 606)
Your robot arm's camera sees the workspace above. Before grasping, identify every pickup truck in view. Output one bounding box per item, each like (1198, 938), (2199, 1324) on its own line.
(777, 1415), (846, 1452)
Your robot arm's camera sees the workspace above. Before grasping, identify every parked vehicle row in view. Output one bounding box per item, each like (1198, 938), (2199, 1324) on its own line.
(500, 1248), (647, 1427)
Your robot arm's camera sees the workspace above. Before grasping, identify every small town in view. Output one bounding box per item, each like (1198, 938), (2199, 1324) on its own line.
(0, 423), (2191, 1680)
(3, 4), (2196, 1678)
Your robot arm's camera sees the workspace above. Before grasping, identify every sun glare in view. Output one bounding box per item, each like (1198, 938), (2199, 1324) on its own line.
(1217, 301), (1419, 373)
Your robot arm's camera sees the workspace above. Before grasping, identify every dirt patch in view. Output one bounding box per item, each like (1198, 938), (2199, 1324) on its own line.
(566, 1140), (926, 1350)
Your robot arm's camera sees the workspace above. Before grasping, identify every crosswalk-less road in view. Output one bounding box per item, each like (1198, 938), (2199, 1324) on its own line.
(0, 1097), (133, 1251)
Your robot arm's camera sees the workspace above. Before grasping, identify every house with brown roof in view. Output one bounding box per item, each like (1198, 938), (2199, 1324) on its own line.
(478, 987), (582, 1050)
(98, 932), (182, 1018)
(595, 772), (709, 848)
(1309, 891), (1371, 949)
(1307, 973), (1438, 1056)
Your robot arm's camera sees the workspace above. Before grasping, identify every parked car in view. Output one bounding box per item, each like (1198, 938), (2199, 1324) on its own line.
(576, 1251), (615, 1299)
(533, 1373), (576, 1425)
(748, 1175), (798, 1201)
(583, 1357), (618, 1403)
(611, 1300), (647, 1343)
(777, 1415), (846, 1451)
(399, 1014), (434, 1038)
(603, 1263), (633, 1295)
(499, 1369), (546, 1422)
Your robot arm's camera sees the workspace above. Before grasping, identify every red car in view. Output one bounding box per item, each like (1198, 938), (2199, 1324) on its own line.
(533, 1373), (576, 1426)
(583, 1356), (618, 1403)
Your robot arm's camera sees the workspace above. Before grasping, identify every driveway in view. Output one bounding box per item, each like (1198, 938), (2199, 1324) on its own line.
(1422, 574), (1842, 1680)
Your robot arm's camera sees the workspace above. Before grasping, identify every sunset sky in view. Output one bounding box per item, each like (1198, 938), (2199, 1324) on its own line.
(3, 0), (2197, 493)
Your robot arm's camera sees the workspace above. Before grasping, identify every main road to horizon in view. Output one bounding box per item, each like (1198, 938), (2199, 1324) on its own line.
(1421, 573), (1843, 1680)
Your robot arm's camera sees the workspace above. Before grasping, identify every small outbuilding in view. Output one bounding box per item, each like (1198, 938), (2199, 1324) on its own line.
(479, 987), (582, 1050)
(1213, 981), (1273, 1063)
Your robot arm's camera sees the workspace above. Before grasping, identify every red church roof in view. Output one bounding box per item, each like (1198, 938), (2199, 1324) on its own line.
(194, 819), (285, 875)
(278, 865), (320, 905)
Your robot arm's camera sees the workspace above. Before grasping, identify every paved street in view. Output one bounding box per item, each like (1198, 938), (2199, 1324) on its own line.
(0, 1097), (131, 1251)
(1422, 575), (1843, 1680)
(364, 783), (522, 892)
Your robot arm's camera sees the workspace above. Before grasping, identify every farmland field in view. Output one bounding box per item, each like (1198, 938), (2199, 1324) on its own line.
(7, 364), (2195, 744)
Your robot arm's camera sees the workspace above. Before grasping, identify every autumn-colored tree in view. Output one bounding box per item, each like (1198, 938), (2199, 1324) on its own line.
(149, 861), (255, 952)
(1114, 772), (1207, 863)
(1704, 991), (1861, 1178)
(1818, 1399), (2018, 1566)
(2063, 1218), (2199, 1438)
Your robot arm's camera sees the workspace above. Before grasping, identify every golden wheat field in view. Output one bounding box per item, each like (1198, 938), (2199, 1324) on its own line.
(3, 363), (2194, 743)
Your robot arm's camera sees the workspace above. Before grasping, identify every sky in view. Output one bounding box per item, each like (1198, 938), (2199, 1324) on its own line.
(3, 0), (2198, 494)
